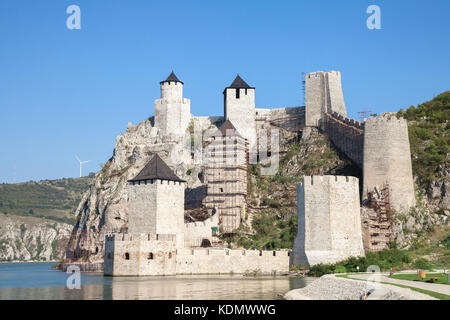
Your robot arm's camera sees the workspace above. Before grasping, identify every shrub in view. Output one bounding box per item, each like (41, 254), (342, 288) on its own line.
(334, 265), (347, 273)
(413, 258), (433, 270)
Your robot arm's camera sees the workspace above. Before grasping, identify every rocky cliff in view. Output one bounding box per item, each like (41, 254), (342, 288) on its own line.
(67, 116), (220, 262)
(0, 214), (72, 261)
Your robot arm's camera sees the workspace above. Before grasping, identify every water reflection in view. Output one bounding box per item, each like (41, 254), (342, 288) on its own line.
(0, 263), (313, 300)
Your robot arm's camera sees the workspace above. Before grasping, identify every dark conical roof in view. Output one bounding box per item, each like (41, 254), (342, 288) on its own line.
(129, 154), (185, 183)
(229, 75), (251, 88)
(212, 120), (243, 138)
(160, 71), (183, 84)
(223, 74), (254, 93)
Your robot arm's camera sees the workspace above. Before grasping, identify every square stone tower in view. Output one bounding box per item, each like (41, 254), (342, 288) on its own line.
(127, 154), (186, 248)
(291, 175), (365, 266)
(305, 71), (346, 127)
(154, 71), (191, 137)
(203, 120), (248, 233)
(223, 75), (257, 149)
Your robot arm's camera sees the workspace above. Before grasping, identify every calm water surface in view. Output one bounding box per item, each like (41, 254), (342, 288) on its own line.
(0, 262), (312, 300)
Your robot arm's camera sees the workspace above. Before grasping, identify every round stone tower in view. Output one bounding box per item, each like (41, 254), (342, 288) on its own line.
(154, 71), (191, 137)
(363, 113), (416, 212)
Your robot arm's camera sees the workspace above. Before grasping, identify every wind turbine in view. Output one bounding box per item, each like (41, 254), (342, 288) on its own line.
(76, 156), (90, 177)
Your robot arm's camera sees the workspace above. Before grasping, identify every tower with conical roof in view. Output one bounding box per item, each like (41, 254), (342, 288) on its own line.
(223, 74), (257, 148)
(127, 154), (186, 247)
(154, 71), (191, 137)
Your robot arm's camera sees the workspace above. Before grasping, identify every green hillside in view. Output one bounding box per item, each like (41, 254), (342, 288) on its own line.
(0, 177), (92, 225)
(397, 91), (450, 189)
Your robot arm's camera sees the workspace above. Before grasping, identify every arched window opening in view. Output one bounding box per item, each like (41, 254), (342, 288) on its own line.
(201, 239), (212, 248)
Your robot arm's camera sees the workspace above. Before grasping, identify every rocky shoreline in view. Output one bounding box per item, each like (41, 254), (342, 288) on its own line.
(284, 274), (437, 300)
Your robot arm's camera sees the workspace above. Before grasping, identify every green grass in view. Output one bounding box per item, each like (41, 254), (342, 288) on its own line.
(390, 273), (450, 286)
(337, 273), (450, 300)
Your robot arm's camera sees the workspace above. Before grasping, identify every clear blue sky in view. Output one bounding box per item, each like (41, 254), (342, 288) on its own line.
(1, 0), (449, 183)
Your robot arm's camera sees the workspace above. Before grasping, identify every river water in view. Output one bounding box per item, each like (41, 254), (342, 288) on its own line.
(0, 262), (312, 300)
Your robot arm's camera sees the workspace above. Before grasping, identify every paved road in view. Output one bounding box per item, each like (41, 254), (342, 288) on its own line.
(348, 273), (450, 296)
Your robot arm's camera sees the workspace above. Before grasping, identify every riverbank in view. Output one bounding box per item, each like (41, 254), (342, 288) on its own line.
(284, 274), (437, 300)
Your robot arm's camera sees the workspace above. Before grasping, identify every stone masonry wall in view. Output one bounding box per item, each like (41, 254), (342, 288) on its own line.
(155, 81), (191, 137)
(104, 234), (289, 276)
(305, 71), (346, 127)
(322, 112), (364, 168)
(291, 175), (365, 266)
(127, 180), (185, 247)
(363, 114), (416, 212)
(104, 233), (177, 276)
(175, 248), (290, 275)
(224, 88), (256, 147)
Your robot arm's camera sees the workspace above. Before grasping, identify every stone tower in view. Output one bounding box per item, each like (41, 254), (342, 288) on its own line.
(127, 154), (186, 247)
(363, 114), (416, 212)
(154, 71), (191, 137)
(292, 176), (365, 266)
(223, 75), (257, 148)
(203, 120), (247, 233)
(305, 71), (346, 127)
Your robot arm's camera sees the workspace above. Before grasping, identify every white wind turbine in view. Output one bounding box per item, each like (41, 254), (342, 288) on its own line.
(76, 156), (90, 178)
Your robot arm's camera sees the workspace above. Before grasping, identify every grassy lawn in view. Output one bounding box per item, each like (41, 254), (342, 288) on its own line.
(336, 273), (450, 300)
(390, 273), (450, 285)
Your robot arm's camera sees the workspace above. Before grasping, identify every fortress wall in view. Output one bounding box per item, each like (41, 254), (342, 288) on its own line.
(363, 114), (415, 212)
(104, 234), (177, 276)
(154, 98), (191, 137)
(155, 180), (185, 247)
(292, 176), (364, 266)
(328, 176), (364, 257)
(322, 112), (364, 168)
(127, 182), (157, 234)
(184, 214), (218, 247)
(326, 71), (347, 116)
(176, 248), (290, 274)
(105, 235), (289, 275)
(305, 71), (347, 127)
(305, 72), (326, 127)
(265, 106), (306, 132)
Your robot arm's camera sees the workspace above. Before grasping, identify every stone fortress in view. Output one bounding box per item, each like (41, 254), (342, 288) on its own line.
(72, 69), (416, 274)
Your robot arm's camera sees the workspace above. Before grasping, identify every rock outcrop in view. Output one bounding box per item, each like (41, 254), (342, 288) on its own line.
(0, 214), (72, 261)
(67, 117), (221, 262)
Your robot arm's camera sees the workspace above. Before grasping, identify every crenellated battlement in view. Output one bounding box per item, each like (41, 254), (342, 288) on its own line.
(365, 113), (408, 127)
(301, 175), (359, 187)
(329, 112), (364, 130)
(177, 248), (290, 257)
(292, 175), (364, 266)
(105, 233), (177, 242)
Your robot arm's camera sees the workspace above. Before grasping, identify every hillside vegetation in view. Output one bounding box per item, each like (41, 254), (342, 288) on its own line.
(0, 177), (91, 225)
(397, 91), (450, 189)
(227, 128), (360, 250)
